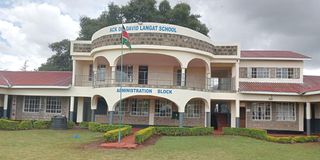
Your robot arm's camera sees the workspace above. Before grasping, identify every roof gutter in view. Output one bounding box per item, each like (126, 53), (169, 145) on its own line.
(239, 91), (300, 96)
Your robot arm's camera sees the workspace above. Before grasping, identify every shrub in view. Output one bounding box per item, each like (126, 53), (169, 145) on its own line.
(88, 122), (122, 132)
(135, 127), (155, 144)
(79, 122), (89, 129)
(223, 127), (319, 143)
(103, 126), (132, 142)
(223, 127), (267, 140)
(67, 121), (75, 129)
(18, 120), (33, 130)
(0, 119), (19, 130)
(33, 120), (51, 129)
(155, 127), (214, 136)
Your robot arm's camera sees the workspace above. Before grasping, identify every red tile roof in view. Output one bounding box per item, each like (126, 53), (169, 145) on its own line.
(0, 71), (72, 87)
(241, 50), (310, 59)
(239, 76), (320, 94)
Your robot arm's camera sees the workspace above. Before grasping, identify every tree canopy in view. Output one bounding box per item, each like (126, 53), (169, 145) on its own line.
(38, 0), (209, 71)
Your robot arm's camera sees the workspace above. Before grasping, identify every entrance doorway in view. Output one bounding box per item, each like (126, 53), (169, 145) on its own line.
(240, 107), (246, 128)
(211, 101), (230, 130)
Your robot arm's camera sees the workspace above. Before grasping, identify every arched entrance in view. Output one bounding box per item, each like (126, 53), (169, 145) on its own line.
(211, 100), (231, 130)
(184, 98), (207, 127)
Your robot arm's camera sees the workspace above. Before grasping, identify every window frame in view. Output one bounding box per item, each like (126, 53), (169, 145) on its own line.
(23, 96), (41, 113)
(45, 97), (62, 114)
(251, 102), (272, 121)
(185, 100), (202, 118)
(276, 102), (296, 121)
(155, 99), (172, 117)
(129, 99), (149, 117)
(116, 65), (134, 82)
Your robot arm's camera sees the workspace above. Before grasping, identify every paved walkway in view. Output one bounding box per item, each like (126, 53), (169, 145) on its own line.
(100, 128), (140, 149)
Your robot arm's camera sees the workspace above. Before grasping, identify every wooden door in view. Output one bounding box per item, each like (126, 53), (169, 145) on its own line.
(240, 107), (246, 128)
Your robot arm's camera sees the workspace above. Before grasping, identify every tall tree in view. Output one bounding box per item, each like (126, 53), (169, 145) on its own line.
(39, 0), (210, 71)
(38, 39), (72, 71)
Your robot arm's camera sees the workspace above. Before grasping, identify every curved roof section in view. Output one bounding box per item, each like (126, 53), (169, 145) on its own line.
(91, 22), (213, 44)
(0, 71), (72, 87)
(241, 50), (311, 59)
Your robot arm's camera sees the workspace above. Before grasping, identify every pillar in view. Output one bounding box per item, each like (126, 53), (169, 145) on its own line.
(205, 112), (211, 127)
(181, 68), (186, 87)
(306, 102), (311, 135)
(206, 72), (212, 90)
(76, 97), (84, 123)
(108, 111), (114, 124)
(3, 94), (8, 118)
(72, 60), (76, 85)
(91, 109), (95, 122)
(149, 99), (155, 125)
(179, 112), (184, 127)
(111, 66), (116, 84)
(69, 96), (74, 121)
(235, 100), (240, 128)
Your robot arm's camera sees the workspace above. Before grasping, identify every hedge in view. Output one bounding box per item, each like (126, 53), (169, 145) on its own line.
(223, 127), (319, 143)
(33, 120), (51, 129)
(135, 127), (156, 144)
(103, 126), (132, 142)
(79, 122), (89, 129)
(88, 122), (123, 132)
(18, 120), (33, 130)
(223, 127), (267, 140)
(134, 126), (214, 144)
(0, 119), (19, 130)
(155, 127), (214, 136)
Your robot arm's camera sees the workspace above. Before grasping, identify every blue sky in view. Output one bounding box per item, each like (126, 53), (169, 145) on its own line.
(0, 0), (320, 75)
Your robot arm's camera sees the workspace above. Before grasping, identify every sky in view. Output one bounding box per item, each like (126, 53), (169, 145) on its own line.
(0, 0), (319, 75)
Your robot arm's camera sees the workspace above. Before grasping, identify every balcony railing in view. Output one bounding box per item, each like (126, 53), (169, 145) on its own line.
(74, 72), (235, 92)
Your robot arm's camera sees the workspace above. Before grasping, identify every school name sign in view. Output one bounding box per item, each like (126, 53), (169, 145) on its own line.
(116, 87), (173, 94)
(109, 25), (177, 33)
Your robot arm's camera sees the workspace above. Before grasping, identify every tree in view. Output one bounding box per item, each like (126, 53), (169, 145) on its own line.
(20, 60), (28, 71)
(38, 39), (72, 71)
(39, 0), (210, 71)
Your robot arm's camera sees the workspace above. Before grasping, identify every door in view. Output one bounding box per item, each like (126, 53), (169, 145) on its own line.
(240, 107), (246, 128)
(139, 65), (148, 84)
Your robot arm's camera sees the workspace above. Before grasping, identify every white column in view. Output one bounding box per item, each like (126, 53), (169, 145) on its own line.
(3, 94), (8, 118)
(306, 102), (311, 135)
(230, 101), (236, 128)
(69, 96), (74, 121)
(235, 100), (240, 128)
(72, 60), (76, 85)
(111, 66), (116, 84)
(299, 103), (304, 131)
(76, 97), (84, 123)
(181, 68), (186, 87)
(232, 61), (240, 91)
(149, 99), (155, 125)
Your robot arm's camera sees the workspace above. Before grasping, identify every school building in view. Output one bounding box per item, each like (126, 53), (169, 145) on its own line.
(1, 22), (320, 135)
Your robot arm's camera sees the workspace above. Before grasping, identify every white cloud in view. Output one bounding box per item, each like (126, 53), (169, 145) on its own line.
(0, 2), (79, 70)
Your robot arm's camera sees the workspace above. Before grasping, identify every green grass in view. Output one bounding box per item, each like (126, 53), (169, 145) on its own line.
(0, 129), (320, 160)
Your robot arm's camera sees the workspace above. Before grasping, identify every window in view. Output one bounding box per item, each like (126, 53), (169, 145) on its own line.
(114, 100), (127, 115)
(185, 100), (202, 118)
(97, 64), (106, 81)
(276, 103), (296, 121)
(155, 100), (172, 117)
(45, 97), (62, 113)
(276, 68), (299, 79)
(24, 96), (40, 112)
(252, 102), (271, 121)
(116, 65), (133, 82)
(252, 68), (269, 78)
(130, 99), (149, 116)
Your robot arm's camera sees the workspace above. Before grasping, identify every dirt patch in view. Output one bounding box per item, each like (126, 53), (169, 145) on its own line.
(79, 139), (105, 149)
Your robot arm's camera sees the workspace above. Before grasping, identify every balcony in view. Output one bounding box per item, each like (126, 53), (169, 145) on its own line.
(74, 72), (235, 92)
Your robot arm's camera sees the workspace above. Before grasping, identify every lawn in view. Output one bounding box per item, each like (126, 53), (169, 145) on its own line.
(0, 129), (320, 160)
